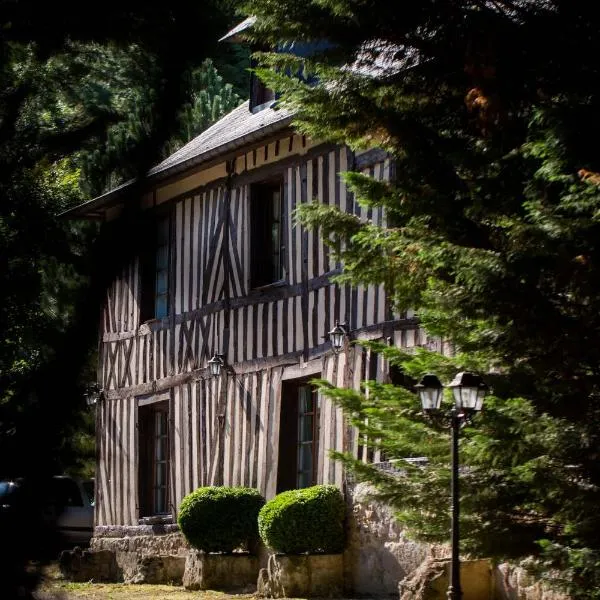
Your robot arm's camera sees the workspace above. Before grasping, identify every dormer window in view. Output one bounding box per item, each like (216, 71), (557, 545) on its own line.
(219, 18), (276, 114)
(250, 66), (275, 113)
(249, 49), (277, 113)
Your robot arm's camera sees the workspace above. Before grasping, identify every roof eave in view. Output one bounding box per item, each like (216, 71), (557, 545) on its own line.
(218, 16), (256, 43)
(60, 112), (294, 220)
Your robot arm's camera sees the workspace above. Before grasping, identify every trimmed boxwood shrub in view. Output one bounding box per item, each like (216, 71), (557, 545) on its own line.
(258, 485), (345, 554)
(178, 486), (265, 553)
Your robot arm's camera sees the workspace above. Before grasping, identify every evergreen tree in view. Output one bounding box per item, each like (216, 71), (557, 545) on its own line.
(166, 58), (242, 156)
(245, 1), (600, 596)
(0, 2), (241, 475)
(80, 55), (243, 196)
(0, 2), (240, 594)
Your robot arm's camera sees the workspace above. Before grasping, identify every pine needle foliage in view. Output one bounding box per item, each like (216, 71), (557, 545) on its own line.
(245, 1), (600, 596)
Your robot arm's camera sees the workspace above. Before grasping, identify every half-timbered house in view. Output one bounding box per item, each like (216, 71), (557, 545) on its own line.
(64, 27), (440, 539)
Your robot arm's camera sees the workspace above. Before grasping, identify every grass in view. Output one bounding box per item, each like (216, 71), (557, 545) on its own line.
(40, 581), (251, 599)
(35, 564), (257, 600)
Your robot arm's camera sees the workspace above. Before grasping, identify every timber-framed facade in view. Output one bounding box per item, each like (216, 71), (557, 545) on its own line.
(67, 97), (441, 530)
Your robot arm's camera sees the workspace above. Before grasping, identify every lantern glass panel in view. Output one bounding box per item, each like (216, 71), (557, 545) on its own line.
(208, 356), (223, 377)
(474, 388), (486, 411)
(331, 331), (344, 351)
(419, 387), (442, 411)
(452, 386), (476, 410)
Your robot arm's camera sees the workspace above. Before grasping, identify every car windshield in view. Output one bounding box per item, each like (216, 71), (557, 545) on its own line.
(0, 481), (17, 499)
(82, 480), (95, 506)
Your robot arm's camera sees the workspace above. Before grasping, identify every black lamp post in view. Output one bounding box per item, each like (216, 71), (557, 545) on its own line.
(415, 371), (488, 600)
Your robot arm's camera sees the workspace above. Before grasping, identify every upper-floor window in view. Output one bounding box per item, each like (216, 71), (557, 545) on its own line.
(251, 180), (285, 288)
(154, 216), (170, 319)
(140, 214), (170, 322)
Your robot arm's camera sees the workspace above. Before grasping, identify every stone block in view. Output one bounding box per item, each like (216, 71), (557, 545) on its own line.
(91, 531), (187, 555)
(183, 550), (259, 592)
(258, 553), (344, 598)
(58, 547), (118, 583)
(59, 547), (185, 585)
(399, 558), (492, 600)
(494, 563), (569, 600)
(125, 555), (185, 585)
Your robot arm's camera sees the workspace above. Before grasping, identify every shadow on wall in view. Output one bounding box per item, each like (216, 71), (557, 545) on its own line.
(343, 482), (440, 596)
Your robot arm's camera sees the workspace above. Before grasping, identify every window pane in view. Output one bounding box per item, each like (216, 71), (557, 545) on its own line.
(155, 463), (166, 487)
(299, 415), (313, 442)
(271, 254), (280, 282)
(155, 295), (168, 319)
(157, 218), (170, 244)
(297, 471), (311, 489)
(156, 246), (169, 270)
(271, 191), (281, 281)
(298, 443), (313, 472)
(156, 270), (168, 295)
(155, 487), (166, 514)
(271, 225), (280, 250)
(83, 480), (95, 506)
(155, 439), (166, 462)
(299, 387), (313, 413)
(155, 411), (166, 435)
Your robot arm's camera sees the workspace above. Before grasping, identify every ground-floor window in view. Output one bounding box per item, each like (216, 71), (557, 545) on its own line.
(138, 400), (169, 517)
(277, 379), (320, 493)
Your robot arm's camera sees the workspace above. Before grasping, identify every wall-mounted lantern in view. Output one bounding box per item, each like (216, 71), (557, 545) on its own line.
(327, 321), (347, 354)
(84, 383), (102, 406)
(207, 353), (225, 378)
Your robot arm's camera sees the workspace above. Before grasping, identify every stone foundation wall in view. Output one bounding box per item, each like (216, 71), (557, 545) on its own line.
(184, 551), (259, 592)
(344, 482), (446, 596)
(91, 526), (188, 556)
(345, 483), (570, 600)
(494, 563), (568, 600)
(68, 493), (569, 599)
(258, 553), (344, 598)
(82, 525), (188, 584)
(399, 558), (493, 600)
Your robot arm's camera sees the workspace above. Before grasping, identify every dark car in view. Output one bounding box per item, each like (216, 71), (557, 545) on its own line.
(48, 476), (95, 546)
(0, 480), (23, 520)
(0, 477), (56, 559)
(0, 476), (94, 552)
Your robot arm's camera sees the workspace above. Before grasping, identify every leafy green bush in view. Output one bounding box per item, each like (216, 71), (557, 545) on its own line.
(258, 485), (345, 554)
(178, 486), (265, 553)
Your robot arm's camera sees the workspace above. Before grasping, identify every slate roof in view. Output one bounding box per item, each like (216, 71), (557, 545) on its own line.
(61, 21), (408, 219)
(149, 100), (292, 177)
(62, 100), (293, 218)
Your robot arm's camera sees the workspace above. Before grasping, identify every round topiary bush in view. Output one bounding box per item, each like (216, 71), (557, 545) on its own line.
(258, 485), (345, 554)
(178, 486), (265, 553)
